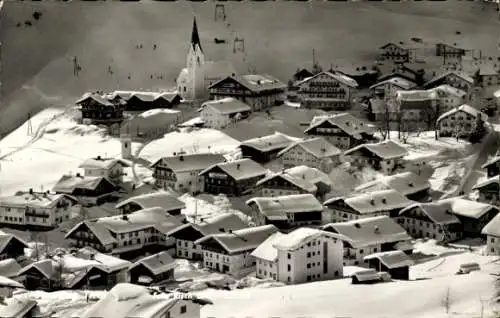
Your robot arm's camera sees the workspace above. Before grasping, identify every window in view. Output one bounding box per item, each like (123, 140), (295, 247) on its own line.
(307, 263), (311, 269)
(287, 264), (291, 272)
(307, 252), (311, 258)
(335, 271), (339, 277)
(359, 249), (364, 254)
(287, 253), (291, 259)
(307, 275), (311, 281)
(180, 305), (187, 314)
(165, 311), (171, 318)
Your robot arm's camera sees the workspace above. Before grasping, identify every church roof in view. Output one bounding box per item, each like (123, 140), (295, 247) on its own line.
(191, 17), (202, 52)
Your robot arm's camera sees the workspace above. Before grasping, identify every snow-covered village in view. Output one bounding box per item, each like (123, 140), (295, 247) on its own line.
(1, 1), (500, 318)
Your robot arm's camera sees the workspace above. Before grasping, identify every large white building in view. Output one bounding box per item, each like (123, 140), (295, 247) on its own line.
(252, 228), (344, 284)
(176, 18), (236, 101)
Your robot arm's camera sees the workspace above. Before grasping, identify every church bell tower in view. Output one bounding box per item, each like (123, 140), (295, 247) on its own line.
(186, 17), (206, 100)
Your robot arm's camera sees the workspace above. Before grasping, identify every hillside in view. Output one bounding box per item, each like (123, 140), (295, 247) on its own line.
(1, 1), (500, 136)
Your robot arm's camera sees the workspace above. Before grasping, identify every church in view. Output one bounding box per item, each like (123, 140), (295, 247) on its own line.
(176, 18), (236, 101)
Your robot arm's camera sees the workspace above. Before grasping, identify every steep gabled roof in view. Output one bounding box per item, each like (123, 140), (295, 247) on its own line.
(355, 172), (431, 197)
(17, 259), (56, 280)
(115, 192), (186, 211)
(322, 216), (411, 248)
(150, 153), (226, 173)
(199, 158), (267, 181)
(482, 155), (500, 169)
(296, 71), (358, 88)
(0, 192), (76, 209)
(256, 172), (317, 193)
(363, 250), (414, 268)
(167, 213), (248, 238)
(324, 189), (413, 214)
(246, 194), (323, 221)
(129, 251), (175, 276)
(200, 98), (251, 115)
(399, 202), (461, 225)
(277, 137), (341, 159)
(240, 133), (296, 153)
(79, 157), (130, 170)
(369, 77), (415, 91)
(52, 175), (115, 194)
(209, 74), (286, 93)
(472, 176), (499, 191)
(344, 140), (409, 160)
(482, 213), (500, 237)
(424, 71), (474, 88)
(436, 104), (488, 122)
(75, 93), (114, 107)
(304, 112), (376, 139)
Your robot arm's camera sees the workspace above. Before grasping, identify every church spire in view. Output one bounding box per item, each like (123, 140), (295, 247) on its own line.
(191, 17), (203, 52)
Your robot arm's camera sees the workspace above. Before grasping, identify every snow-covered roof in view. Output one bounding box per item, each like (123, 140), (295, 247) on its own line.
(73, 247), (132, 272)
(286, 165), (333, 186)
(0, 232), (29, 254)
(273, 227), (345, 251)
(354, 172), (431, 197)
(18, 259), (56, 280)
(130, 251), (175, 276)
(240, 132), (296, 153)
(256, 171), (317, 193)
(277, 137), (341, 159)
(75, 92), (114, 107)
(472, 175), (499, 190)
(322, 216), (411, 248)
(305, 112), (376, 139)
(0, 298), (37, 318)
(428, 84), (467, 98)
(0, 192), (76, 209)
(195, 225), (279, 254)
(442, 197), (499, 219)
(246, 194), (323, 221)
(199, 158), (267, 181)
(363, 250), (414, 269)
(482, 213), (500, 237)
(369, 77), (415, 90)
(200, 97), (252, 115)
(0, 259), (22, 278)
(78, 157), (130, 170)
(351, 269), (380, 281)
(481, 155), (500, 169)
(324, 189), (413, 214)
(399, 202), (461, 225)
(250, 232), (286, 262)
(395, 90), (438, 102)
(210, 74), (286, 92)
(344, 140), (409, 160)
(296, 71), (358, 88)
(115, 192), (186, 212)
(436, 104), (488, 122)
(424, 71), (474, 88)
(167, 213), (248, 238)
(150, 153), (226, 173)
(52, 175), (114, 193)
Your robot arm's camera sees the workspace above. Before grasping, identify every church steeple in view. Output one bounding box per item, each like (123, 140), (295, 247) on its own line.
(191, 17), (203, 52)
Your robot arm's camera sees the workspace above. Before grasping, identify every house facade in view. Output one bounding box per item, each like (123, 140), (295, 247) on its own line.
(0, 191), (77, 228)
(150, 153), (226, 194)
(428, 85), (468, 114)
(208, 74), (286, 111)
(194, 225), (279, 275)
(322, 216), (412, 267)
(436, 104), (488, 139)
(199, 98), (251, 129)
(76, 93), (125, 126)
(296, 71), (358, 110)
(277, 137), (341, 173)
(246, 194), (324, 230)
(199, 158), (267, 196)
(344, 140), (409, 174)
(324, 189), (414, 222)
(78, 156), (129, 186)
(472, 176), (499, 206)
(253, 228), (344, 284)
(128, 251), (175, 285)
(239, 133), (296, 164)
(304, 113), (377, 150)
(482, 214), (500, 256)
(379, 43), (410, 64)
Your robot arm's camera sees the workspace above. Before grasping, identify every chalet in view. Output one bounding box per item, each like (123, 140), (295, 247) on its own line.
(79, 283), (210, 318)
(52, 174), (117, 206)
(199, 158), (267, 196)
(246, 194), (324, 230)
(167, 213), (248, 260)
(423, 71), (475, 96)
(334, 65), (379, 88)
(62, 248), (131, 289)
(368, 77), (415, 100)
(354, 171), (431, 202)
(256, 165), (332, 200)
(376, 66), (421, 87)
(344, 140), (409, 174)
(482, 213), (500, 256)
(324, 189), (414, 222)
(322, 216), (412, 266)
(472, 176), (499, 205)
(208, 74), (286, 111)
(363, 250), (413, 280)
(398, 201), (463, 242)
(477, 64), (500, 87)
(296, 71), (358, 110)
(76, 93), (124, 126)
(64, 207), (182, 258)
(445, 198), (499, 237)
(428, 84), (468, 113)
(0, 231), (29, 261)
(436, 104), (488, 139)
(156, 92), (183, 108)
(0, 190), (77, 228)
(0, 298), (38, 318)
(304, 113), (377, 150)
(252, 228), (344, 284)
(481, 155), (500, 178)
(292, 68), (314, 82)
(17, 259), (61, 291)
(194, 224), (279, 275)
(435, 43), (466, 60)
(78, 156), (130, 186)
(378, 43), (410, 64)
(108, 91), (182, 111)
(239, 133), (296, 164)
(128, 251), (175, 285)
(198, 97), (251, 129)
(394, 90), (439, 130)
(277, 137), (341, 173)
(115, 192), (186, 218)
(150, 153), (226, 194)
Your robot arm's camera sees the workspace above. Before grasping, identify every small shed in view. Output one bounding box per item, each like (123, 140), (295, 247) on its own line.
(351, 269), (382, 285)
(363, 250), (414, 280)
(128, 251), (175, 285)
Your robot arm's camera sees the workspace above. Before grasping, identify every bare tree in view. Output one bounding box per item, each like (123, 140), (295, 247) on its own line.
(441, 286), (452, 314)
(454, 125), (465, 142)
(401, 128), (411, 144)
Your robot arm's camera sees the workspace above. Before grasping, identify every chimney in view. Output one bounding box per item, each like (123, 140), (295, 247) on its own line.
(76, 173), (82, 178)
(231, 73), (235, 77)
(96, 155), (102, 160)
(179, 155), (184, 161)
(90, 253), (95, 260)
(122, 215), (128, 221)
(236, 163), (241, 170)
(374, 226), (380, 234)
(29, 188), (33, 195)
